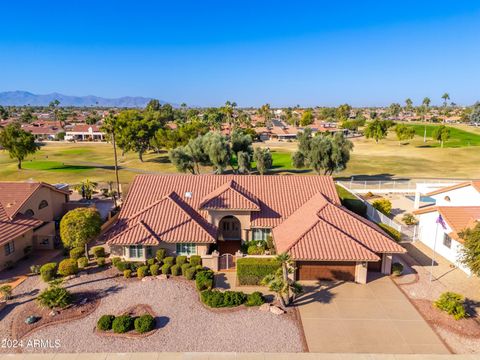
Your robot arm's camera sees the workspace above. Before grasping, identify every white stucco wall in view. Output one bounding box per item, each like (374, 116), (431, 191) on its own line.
(431, 186), (480, 207)
(417, 211), (471, 275)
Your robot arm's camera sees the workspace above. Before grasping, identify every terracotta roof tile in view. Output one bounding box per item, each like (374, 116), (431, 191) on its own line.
(0, 202), (43, 246)
(199, 180), (260, 211)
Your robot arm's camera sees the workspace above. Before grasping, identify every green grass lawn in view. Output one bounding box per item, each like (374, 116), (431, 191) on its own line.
(406, 124), (480, 148)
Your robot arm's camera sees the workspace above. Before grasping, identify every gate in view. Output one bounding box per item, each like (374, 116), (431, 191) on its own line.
(219, 253), (235, 270)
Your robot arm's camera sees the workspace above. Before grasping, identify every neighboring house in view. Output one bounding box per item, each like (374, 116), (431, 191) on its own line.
(22, 122), (64, 140)
(0, 182), (70, 269)
(413, 181), (480, 275)
(105, 175), (404, 283)
(65, 124), (104, 141)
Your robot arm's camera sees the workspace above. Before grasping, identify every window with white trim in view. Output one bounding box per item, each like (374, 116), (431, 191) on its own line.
(176, 243), (196, 255)
(4, 241), (15, 256)
(128, 245), (144, 258)
(252, 228), (271, 241)
(443, 233), (452, 249)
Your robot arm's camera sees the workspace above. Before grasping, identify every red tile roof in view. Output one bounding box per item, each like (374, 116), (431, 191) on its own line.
(68, 124), (102, 133)
(0, 202), (42, 246)
(199, 180), (260, 211)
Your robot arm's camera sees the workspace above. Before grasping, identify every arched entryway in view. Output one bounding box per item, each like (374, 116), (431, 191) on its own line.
(217, 215), (242, 255)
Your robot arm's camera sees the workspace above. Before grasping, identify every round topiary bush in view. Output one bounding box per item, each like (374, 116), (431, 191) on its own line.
(163, 256), (175, 266)
(111, 257), (121, 267)
(181, 263), (191, 276)
(116, 261), (131, 272)
(150, 264), (160, 276)
(40, 262), (57, 282)
(246, 291), (264, 306)
(185, 266), (196, 280)
(112, 315), (133, 333)
(77, 257), (88, 269)
(97, 315), (115, 331)
(171, 264), (181, 276)
(189, 255), (202, 267)
(134, 314), (155, 333)
(137, 266), (149, 279)
(176, 256), (187, 266)
(92, 246), (105, 258)
(161, 264), (171, 275)
(147, 258), (156, 266)
(58, 259), (79, 276)
(156, 248), (166, 262)
(69, 247), (85, 260)
(97, 257), (106, 267)
(124, 269), (132, 278)
(392, 262), (404, 276)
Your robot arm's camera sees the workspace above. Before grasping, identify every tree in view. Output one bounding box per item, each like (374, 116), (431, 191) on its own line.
(432, 125), (450, 147)
(260, 253), (302, 307)
(394, 124), (415, 144)
(0, 123), (39, 169)
(169, 146), (195, 174)
(101, 115), (121, 198)
(441, 93), (450, 108)
(459, 222), (480, 276)
(237, 151), (251, 174)
(20, 107), (36, 123)
(470, 102), (480, 124)
(259, 104), (272, 127)
(185, 135), (210, 174)
(364, 120), (388, 143)
(300, 109), (314, 126)
(203, 132), (231, 174)
(335, 104), (352, 121)
(145, 99), (161, 111)
(388, 103), (401, 118)
(0, 105), (9, 120)
(230, 130), (253, 171)
(73, 179), (98, 200)
(60, 208), (102, 249)
(404, 98), (413, 112)
(422, 97), (431, 108)
(253, 147), (272, 175)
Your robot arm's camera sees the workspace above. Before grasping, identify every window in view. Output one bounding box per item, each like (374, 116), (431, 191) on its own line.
(24, 209), (34, 217)
(252, 228), (271, 241)
(4, 241), (15, 256)
(128, 245), (144, 258)
(176, 243), (196, 255)
(443, 233), (452, 249)
(38, 200), (49, 209)
(146, 246), (153, 258)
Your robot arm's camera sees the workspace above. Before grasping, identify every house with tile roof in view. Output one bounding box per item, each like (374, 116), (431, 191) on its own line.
(0, 182), (70, 270)
(105, 174), (404, 283)
(413, 181), (480, 274)
(65, 124), (104, 141)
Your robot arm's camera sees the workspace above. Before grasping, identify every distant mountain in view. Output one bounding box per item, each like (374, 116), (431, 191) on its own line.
(0, 91), (173, 108)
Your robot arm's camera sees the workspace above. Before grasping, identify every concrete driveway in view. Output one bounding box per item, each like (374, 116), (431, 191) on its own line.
(296, 275), (450, 354)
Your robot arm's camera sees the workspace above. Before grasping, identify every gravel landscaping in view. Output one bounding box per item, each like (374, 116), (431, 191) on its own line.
(0, 268), (304, 353)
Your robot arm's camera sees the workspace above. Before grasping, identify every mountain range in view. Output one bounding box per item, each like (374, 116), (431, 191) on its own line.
(0, 91), (172, 108)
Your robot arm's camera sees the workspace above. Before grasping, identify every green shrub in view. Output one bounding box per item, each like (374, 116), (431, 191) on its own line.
(116, 261), (131, 272)
(58, 259), (79, 276)
(246, 291), (264, 306)
(111, 257), (121, 267)
(134, 314), (155, 333)
(372, 198), (392, 216)
(391, 262), (404, 276)
(77, 257), (88, 269)
(147, 258), (156, 266)
(30, 264), (41, 275)
(265, 236), (275, 253)
(69, 247), (85, 260)
(170, 264), (180, 276)
(130, 262), (143, 272)
(150, 264), (160, 276)
(97, 315), (115, 331)
(237, 258), (281, 285)
(156, 248), (167, 261)
(195, 265), (203, 271)
(378, 223), (401, 242)
(0, 285), (13, 300)
(189, 255), (202, 267)
(181, 263), (192, 276)
(137, 265), (149, 278)
(402, 213), (418, 225)
(37, 284), (72, 309)
(124, 269), (132, 278)
(247, 245), (265, 255)
(196, 270), (214, 291)
(112, 315), (134, 333)
(164, 256), (175, 266)
(92, 246), (105, 258)
(40, 262), (58, 282)
(161, 264), (171, 275)
(97, 257), (106, 267)
(185, 267), (196, 280)
(176, 255), (187, 266)
(201, 290), (247, 308)
(434, 292), (467, 320)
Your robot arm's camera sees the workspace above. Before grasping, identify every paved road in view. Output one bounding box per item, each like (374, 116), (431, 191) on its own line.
(296, 276), (449, 354)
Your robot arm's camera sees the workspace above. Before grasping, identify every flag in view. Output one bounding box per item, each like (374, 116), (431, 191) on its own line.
(436, 214), (447, 230)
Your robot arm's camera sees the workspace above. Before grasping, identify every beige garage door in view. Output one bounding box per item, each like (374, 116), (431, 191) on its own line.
(296, 261), (356, 281)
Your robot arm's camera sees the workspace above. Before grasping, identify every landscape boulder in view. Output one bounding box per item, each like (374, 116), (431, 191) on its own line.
(269, 305), (285, 315)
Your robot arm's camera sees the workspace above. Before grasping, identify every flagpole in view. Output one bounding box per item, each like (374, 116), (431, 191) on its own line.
(430, 221), (439, 282)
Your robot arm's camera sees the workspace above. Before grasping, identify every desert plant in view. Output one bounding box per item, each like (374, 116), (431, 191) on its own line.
(97, 257), (106, 267)
(30, 264), (41, 275)
(37, 281), (72, 309)
(77, 257), (89, 269)
(156, 248), (167, 261)
(0, 285), (13, 300)
(161, 264), (171, 275)
(245, 291), (264, 306)
(402, 213), (418, 225)
(163, 256), (175, 266)
(111, 257), (121, 267)
(40, 262), (58, 282)
(69, 247), (85, 260)
(97, 315), (115, 331)
(147, 258), (156, 266)
(134, 314), (155, 333)
(137, 266), (149, 279)
(58, 259), (79, 276)
(115, 261), (131, 272)
(150, 264), (160, 276)
(112, 315), (134, 333)
(124, 269), (132, 278)
(434, 292), (467, 320)
(92, 246), (105, 258)
(391, 262), (404, 276)
(189, 255), (202, 267)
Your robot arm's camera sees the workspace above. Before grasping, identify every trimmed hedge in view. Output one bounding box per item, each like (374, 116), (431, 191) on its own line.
(147, 258), (156, 266)
(236, 257), (281, 285)
(156, 248), (166, 261)
(246, 291), (265, 306)
(137, 265), (149, 278)
(150, 264), (160, 276)
(134, 314), (155, 333)
(185, 266), (196, 280)
(176, 256), (187, 266)
(124, 269), (132, 278)
(196, 270), (214, 291)
(77, 257), (88, 269)
(111, 257), (121, 267)
(378, 223), (401, 242)
(97, 315), (115, 331)
(97, 257), (106, 267)
(92, 246), (105, 258)
(181, 263), (191, 276)
(189, 255), (202, 267)
(163, 256), (175, 266)
(201, 290), (247, 308)
(40, 262), (57, 282)
(58, 259), (79, 276)
(115, 261), (131, 272)
(161, 264), (171, 275)
(171, 264), (181, 276)
(112, 315), (133, 333)
(69, 247), (85, 260)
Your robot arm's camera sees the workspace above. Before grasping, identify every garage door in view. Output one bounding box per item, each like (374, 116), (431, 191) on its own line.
(296, 261), (356, 281)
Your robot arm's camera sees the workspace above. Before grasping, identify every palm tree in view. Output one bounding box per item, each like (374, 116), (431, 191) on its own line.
(404, 98), (413, 112)
(260, 253), (303, 307)
(441, 93), (450, 107)
(421, 97), (431, 142)
(259, 103), (272, 127)
(101, 115), (121, 199)
(74, 179), (98, 200)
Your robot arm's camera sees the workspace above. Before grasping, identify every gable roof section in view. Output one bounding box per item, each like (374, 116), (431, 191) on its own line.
(0, 182), (69, 219)
(273, 192), (404, 261)
(0, 202), (43, 246)
(426, 181), (480, 197)
(199, 180), (260, 211)
(106, 192), (216, 245)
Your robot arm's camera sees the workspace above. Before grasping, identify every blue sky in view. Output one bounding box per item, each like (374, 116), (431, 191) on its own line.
(1, 1), (480, 107)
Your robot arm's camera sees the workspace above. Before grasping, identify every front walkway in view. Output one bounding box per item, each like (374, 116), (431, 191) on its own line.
(295, 276), (449, 354)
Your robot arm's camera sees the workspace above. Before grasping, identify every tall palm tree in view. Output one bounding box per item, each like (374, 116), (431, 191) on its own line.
(101, 115), (121, 199)
(421, 97), (431, 142)
(441, 93), (450, 107)
(405, 98), (413, 112)
(259, 103), (272, 127)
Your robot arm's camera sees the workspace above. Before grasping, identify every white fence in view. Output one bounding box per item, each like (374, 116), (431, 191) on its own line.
(338, 178), (466, 194)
